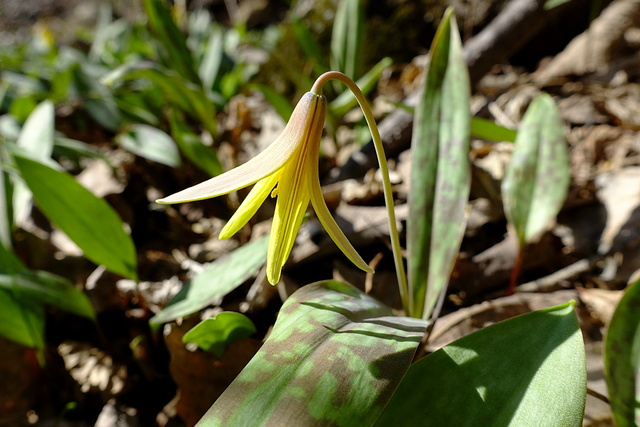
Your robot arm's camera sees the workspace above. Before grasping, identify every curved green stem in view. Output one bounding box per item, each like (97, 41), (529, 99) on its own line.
(312, 71), (410, 314)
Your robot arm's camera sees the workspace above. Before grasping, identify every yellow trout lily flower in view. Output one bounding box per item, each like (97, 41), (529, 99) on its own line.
(157, 92), (373, 285)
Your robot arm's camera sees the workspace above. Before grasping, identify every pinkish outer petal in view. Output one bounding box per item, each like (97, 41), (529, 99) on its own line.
(156, 92), (322, 204)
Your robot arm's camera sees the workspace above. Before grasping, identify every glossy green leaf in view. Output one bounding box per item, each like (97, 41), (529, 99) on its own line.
(407, 8), (471, 320)
(198, 281), (427, 426)
(150, 235), (269, 324)
(13, 155), (137, 279)
(0, 270), (94, 320)
(168, 110), (222, 176)
(142, 0), (201, 84)
(183, 311), (256, 357)
(376, 301), (586, 426)
(116, 124), (181, 168)
(501, 93), (569, 246)
(471, 117), (517, 143)
(605, 278), (640, 425)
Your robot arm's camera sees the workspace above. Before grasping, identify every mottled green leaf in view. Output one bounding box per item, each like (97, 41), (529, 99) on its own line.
(407, 8), (471, 320)
(150, 236), (269, 324)
(116, 124), (181, 168)
(13, 155), (137, 279)
(183, 312), (256, 357)
(501, 93), (569, 246)
(199, 281), (427, 426)
(605, 278), (640, 426)
(199, 26), (225, 92)
(376, 301), (586, 426)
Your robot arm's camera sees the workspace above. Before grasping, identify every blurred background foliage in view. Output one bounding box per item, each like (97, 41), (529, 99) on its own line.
(0, 0), (633, 425)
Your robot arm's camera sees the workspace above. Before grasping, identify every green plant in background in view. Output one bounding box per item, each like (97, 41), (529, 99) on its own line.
(155, 9), (586, 425)
(605, 277), (640, 426)
(501, 93), (570, 295)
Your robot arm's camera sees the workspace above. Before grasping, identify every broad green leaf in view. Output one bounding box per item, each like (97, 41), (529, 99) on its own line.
(376, 301), (586, 426)
(168, 110), (222, 176)
(501, 93), (569, 246)
(471, 117), (517, 143)
(13, 155), (137, 279)
(199, 281), (427, 426)
(150, 235), (269, 324)
(0, 270), (94, 320)
(0, 288), (45, 349)
(331, 0), (364, 80)
(407, 8), (471, 320)
(116, 124), (181, 168)
(183, 311), (256, 356)
(605, 278), (640, 425)
(142, 0), (201, 84)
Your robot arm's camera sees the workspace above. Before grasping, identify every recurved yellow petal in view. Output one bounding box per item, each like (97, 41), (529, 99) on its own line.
(156, 93), (321, 204)
(307, 149), (373, 274)
(219, 171), (281, 239)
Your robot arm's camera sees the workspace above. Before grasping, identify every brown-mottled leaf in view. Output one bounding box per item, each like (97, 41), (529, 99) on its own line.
(198, 281), (427, 426)
(407, 7), (471, 319)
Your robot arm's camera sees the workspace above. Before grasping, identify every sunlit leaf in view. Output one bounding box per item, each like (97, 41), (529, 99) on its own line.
(116, 124), (181, 168)
(501, 93), (569, 246)
(183, 311), (256, 357)
(407, 8), (471, 320)
(150, 235), (269, 324)
(13, 155), (137, 279)
(199, 281), (427, 426)
(605, 278), (640, 425)
(376, 301), (586, 426)
(16, 100), (54, 161)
